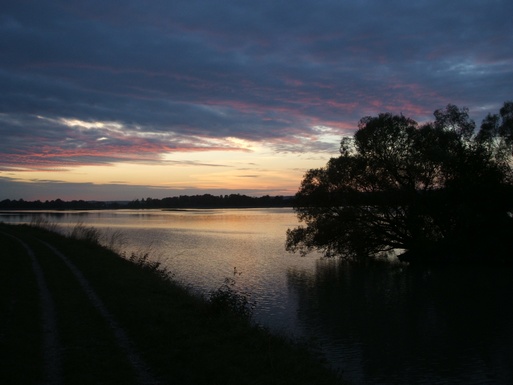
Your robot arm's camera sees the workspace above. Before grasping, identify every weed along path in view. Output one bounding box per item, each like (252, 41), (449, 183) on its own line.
(0, 224), (344, 385)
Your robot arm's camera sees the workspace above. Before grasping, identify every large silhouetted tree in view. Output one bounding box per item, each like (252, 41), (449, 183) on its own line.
(286, 102), (513, 264)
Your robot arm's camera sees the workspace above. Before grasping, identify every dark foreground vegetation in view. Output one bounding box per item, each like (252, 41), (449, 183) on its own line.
(0, 194), (293, 211)
(0, 223), (342, 384)
(287, 102), (513, 264)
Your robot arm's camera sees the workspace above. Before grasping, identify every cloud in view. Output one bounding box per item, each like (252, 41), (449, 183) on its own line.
(0, 113), (251, 170)
(1, 0), (512, 174)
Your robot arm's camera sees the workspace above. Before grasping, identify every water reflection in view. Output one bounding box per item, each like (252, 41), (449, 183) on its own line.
(0, 210), (91, 221)
(287, 260), (513, 384)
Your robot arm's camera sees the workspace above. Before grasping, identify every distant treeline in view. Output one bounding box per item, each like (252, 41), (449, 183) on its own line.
(0, 198), (124, 210)
(0, 194), (294, 210)
(127, 194), (293, 208)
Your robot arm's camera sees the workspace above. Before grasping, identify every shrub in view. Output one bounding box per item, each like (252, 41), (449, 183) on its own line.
(69, 222), (102, 245)
(209, 276), (255, 320)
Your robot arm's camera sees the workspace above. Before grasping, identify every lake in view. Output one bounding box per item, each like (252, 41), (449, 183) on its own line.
(2, 208), (512, 384)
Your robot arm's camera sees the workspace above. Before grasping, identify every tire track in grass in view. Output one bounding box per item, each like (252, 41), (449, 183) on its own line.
(1, 232), (63, 385)
(39, 240), (160, 385)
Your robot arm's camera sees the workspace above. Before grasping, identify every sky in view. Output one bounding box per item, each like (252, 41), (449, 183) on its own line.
(1, 0), (512, 201)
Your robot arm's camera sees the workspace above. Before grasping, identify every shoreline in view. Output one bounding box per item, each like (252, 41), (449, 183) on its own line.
(0, 223), (344, 384)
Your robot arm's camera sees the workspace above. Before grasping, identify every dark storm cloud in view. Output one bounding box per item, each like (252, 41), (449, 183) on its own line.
(1, 0), (512, 168)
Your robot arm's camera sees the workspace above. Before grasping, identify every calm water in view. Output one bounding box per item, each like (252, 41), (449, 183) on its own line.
(2, 208), (513, 384)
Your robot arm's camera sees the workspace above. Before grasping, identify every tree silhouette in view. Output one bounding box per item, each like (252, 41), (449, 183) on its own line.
(286, 103), (513, 264)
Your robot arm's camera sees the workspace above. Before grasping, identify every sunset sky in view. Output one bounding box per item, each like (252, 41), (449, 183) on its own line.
(1, 0), (512, 201)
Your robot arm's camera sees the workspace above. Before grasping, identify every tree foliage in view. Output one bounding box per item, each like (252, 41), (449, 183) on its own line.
(286, 102), (513, 264)
(0, 194), (293, 210)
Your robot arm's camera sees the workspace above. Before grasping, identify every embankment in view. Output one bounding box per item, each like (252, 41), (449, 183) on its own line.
(0, 223), (344, 385)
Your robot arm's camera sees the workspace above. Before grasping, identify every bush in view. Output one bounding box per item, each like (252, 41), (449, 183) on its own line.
(209, 276), (255, 320)
(69, 222), (102, 244)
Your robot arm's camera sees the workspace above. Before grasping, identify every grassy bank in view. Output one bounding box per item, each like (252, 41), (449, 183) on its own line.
(0, 223), (344, 384)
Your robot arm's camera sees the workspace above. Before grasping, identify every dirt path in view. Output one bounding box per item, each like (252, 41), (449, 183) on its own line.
(3, 230), (160, 384)
(40, 240), (159, 385)
(2, 232), (63, 385)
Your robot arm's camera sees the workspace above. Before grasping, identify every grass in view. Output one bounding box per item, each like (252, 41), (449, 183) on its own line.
(0, 223), (345, 384)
